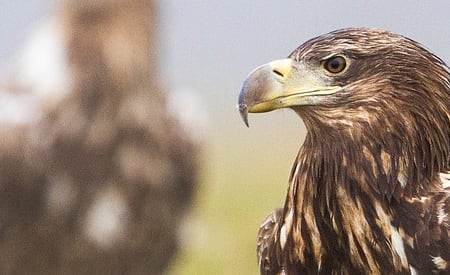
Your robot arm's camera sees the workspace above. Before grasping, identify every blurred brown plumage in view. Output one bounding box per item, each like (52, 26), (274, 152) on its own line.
(0, 0), (199, 274)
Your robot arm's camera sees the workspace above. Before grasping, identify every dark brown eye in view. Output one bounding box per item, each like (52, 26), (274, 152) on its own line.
(323, 56), (347, 74)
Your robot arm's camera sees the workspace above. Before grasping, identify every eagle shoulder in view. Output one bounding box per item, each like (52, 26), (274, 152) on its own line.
(257, 208), (284, 275)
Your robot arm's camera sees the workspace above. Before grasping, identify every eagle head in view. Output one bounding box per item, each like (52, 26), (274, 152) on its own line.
(239, 28), (450, 197)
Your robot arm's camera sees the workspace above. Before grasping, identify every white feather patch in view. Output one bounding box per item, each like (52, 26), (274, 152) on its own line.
(84, 187), (129, 248)
(397, 172), (407, 187)
(279, 224), (287, 250)
(0, 15), (72, 126)
(431, 256), (448, 270)
(409, 266), (418, 275)
(390, 224), (408, 268)
(14, 16), (72, 106)
(439, 172), (450, 189)
(0, 92), (42, 125)
(437, 203), (448, 225)
(279, 209), (294, 249)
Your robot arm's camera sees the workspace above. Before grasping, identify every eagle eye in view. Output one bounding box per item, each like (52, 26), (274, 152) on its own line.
(323, 56), (347, 75)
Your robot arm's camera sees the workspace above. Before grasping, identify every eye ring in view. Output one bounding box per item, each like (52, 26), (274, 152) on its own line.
(322, 55), (348, 75)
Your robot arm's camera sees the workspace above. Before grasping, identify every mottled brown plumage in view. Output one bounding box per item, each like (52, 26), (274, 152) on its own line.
(239, 28), (450, 274)
(0, 1), (199, 274)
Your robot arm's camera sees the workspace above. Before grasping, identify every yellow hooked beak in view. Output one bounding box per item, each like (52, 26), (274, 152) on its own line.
(238, 58), (342, 126)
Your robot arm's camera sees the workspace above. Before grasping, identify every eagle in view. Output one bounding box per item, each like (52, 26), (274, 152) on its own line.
(0, 0), (199, 274)
(238, 28), (450, 274)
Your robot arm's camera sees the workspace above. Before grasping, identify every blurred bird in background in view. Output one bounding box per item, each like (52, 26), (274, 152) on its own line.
(0, 0), (200, 274)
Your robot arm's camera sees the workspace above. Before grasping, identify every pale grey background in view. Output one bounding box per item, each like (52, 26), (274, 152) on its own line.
(1, 1), (449, 102)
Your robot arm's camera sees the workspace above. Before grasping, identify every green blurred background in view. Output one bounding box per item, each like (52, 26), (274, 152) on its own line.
(1, 1), (449, 274)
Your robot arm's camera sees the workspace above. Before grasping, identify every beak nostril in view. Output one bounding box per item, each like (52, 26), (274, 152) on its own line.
(272, 69), (284, 78)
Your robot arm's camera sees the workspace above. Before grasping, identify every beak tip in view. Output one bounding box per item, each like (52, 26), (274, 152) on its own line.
(238, 103), (250, 127)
